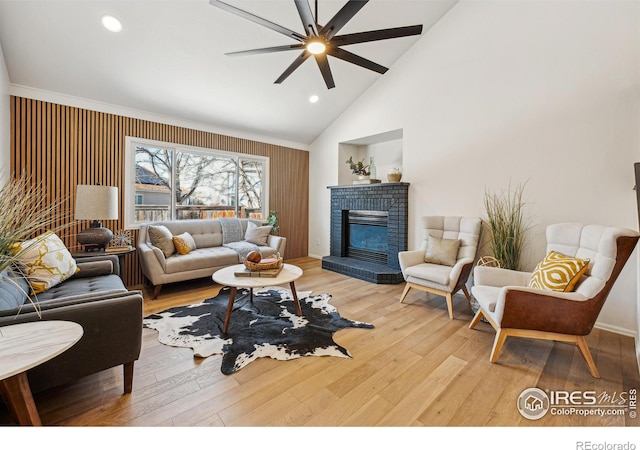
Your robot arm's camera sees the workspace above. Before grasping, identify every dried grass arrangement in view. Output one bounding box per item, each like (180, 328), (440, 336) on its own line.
(0, 173), (72, 312)
(483, 181), (530, 271)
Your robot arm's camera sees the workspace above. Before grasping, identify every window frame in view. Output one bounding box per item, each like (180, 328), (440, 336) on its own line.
(124, 136), (269, 229)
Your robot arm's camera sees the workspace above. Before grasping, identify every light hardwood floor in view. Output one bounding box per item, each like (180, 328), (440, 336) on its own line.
(1, 257), (639, 427)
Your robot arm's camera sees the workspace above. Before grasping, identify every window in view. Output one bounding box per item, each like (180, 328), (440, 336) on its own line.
(125, 138), (268, 227)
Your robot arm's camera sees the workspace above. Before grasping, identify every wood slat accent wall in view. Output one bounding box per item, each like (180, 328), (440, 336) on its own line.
(9, 96), (309, 288)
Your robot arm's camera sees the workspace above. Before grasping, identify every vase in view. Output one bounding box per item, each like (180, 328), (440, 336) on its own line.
(357, 174), (369, 180)
(387, 168), (402, 183)
(369, 157), (377, 180)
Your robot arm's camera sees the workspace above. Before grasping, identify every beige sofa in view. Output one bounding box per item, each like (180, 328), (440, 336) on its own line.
(138, 218), (286, 298)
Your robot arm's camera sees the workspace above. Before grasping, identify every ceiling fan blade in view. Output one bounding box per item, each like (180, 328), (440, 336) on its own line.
(331, 25), (423, 46)
(314, 53), (335, 89)
(322, 0), (369, 40)
(328, 47), (388, 74)
(226, 44), (306, 56)
(294, 0), (319, 37)
(209, 0), (306, 42)
(275, 51), (312, 84)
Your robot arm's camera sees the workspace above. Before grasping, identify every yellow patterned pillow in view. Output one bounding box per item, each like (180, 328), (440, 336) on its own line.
(13, 231), (79, 294)
(528, 251), (590, 292)
(172, 232), (196, 255)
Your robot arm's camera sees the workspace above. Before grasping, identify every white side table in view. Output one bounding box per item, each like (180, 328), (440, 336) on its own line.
(212, 263), (304, 333)
(0, 320), (83, 425)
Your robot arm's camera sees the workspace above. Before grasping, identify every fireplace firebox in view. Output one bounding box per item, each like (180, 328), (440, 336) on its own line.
(347, 210), (389, 265)
(322, 183), (408, 284)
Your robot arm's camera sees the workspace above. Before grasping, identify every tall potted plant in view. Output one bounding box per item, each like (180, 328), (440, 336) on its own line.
(266, 210), (280, 235)
(483, 181), (529, 270)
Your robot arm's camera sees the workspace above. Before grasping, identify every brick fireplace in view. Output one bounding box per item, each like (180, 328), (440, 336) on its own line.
(322, 183), (408, 284)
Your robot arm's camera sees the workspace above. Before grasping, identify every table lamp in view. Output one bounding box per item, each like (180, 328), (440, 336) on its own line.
(75, 184), (118, 251)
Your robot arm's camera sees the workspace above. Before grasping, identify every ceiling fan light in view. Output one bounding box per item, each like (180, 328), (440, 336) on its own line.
(306, 40), (326, 55)
(101, 15), (123, 33)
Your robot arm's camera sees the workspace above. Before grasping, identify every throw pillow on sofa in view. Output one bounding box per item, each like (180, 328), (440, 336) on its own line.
(0, 267), (31, 310)
(244, 221), (273, 246)
(148, 225), (175, 258)
(12, 231), (78, 294)
(172, 232), (197, 255)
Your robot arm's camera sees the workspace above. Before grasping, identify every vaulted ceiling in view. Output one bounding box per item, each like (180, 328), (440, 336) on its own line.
(0, 1), (456, 146)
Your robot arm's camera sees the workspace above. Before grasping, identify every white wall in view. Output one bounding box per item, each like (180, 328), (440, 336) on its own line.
(365, 139), (403, 182)
(309, 1), (640, 335)
(0, 42), (10, 181)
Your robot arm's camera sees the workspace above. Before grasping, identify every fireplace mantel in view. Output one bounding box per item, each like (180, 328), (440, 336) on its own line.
(326, 182), (409, 190)
(322, 182), (409, 284)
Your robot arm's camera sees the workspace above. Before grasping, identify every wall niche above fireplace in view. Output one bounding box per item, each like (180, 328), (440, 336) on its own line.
(338, 129), (403, 185)
(322, 183), (408, 284)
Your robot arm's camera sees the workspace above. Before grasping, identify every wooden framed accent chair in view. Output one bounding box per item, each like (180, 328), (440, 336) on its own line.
(469, 223), (639, 378)
(398, 216), (483, 319)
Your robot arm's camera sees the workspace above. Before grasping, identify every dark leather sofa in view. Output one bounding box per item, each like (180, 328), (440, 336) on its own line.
(0, 254), (143, 395)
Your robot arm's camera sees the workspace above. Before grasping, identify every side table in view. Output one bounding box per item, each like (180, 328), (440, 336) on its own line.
(0, 321), (83, 425)
(71, 247), (136, 282)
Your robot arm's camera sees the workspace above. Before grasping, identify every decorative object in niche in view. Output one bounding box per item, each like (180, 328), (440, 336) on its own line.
(369, 157), (377, 180)
(352, 178), (381, 185)
(387, 168), (402, 183)
(346, 156), (370, 176)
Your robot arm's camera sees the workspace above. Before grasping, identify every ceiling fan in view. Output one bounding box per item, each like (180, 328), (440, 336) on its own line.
(209, 0), (423, 89)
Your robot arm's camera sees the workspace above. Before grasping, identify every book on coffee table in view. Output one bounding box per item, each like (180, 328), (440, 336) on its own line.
(234, 265), (284, 278)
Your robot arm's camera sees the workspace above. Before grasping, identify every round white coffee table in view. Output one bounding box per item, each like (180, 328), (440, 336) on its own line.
(212, 263), (304, 333)
(0, 320), (83, 425)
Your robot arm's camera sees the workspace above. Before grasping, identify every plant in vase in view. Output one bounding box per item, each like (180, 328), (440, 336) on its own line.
(266, 210), (280, 235)
(483, 180), (530, 270)
(346, 156), (370, 179)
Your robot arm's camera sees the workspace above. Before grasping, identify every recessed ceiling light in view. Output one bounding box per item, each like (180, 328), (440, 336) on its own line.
(309, 95), (319, 103)
(101, 15), (123, 33)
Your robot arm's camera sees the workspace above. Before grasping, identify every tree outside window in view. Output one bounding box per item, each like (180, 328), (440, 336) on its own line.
(133, 144), (266, 222)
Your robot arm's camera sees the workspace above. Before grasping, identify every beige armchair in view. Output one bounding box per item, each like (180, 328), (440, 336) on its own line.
(398, 216), (483, 319)
(470, 223), (639, 378)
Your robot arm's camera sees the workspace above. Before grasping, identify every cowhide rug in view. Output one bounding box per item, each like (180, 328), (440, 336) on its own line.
(143, 287), (374, 375)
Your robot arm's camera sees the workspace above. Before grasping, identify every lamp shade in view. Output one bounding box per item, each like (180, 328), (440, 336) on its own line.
(75, 185), (118, 221)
